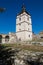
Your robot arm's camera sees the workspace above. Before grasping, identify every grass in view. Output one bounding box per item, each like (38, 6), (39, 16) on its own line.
(1, 43), (43, 52)
(31, 39), (43, 42)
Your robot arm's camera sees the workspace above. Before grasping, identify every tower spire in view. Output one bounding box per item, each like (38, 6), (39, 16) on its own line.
(22, 0), (26, 12)
(22, 3), (26, 12)
(17, 2), (30, 16)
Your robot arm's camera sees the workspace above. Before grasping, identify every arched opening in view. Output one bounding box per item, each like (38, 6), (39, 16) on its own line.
(0, 35), (2, 43)
(41, 37), (43, 38)
(5, 36), (9, 43)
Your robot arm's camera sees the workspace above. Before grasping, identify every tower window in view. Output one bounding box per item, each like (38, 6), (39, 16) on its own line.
(19, 17), (21, 21)
(19, 38), (21, 41)
(19, 23), (21, 25)
(28, 23), (29, 25)
(29, 35), (30, 37)
(28, 28), (29, 30)
(27, 17), (29, 20)
(19, 29), (21, 31)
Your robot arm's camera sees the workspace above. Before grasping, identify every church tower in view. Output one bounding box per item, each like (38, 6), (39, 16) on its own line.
(16, 5), (32, 41)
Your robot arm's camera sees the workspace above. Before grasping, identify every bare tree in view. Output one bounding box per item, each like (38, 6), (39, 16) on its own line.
(0, 8), (6, 12)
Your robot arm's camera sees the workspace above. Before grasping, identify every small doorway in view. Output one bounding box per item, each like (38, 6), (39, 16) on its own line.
(19, 38), (21, 41)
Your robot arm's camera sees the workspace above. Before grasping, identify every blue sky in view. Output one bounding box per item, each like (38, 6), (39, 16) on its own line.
(0, 0), (43, 34)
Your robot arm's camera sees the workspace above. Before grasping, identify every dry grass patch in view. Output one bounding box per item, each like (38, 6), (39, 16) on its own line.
(1, 43), (43, 52)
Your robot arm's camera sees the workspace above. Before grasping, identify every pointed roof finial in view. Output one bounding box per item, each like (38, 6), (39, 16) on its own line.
(22, 3), (26, 12)
(22, 0), (26, 12)
(17, 2), (30, 16)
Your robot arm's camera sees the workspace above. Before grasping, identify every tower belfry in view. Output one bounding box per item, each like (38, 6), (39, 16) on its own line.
(16, 5), (32, 41)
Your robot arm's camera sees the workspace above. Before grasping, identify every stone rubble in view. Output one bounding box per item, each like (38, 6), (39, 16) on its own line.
(12, 49), (43, 65)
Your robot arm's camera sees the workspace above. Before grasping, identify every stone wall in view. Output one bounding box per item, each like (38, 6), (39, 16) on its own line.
(0, 32), (17, 44)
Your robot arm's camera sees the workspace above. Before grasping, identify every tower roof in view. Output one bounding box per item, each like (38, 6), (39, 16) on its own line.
(17, 5), (30, 16)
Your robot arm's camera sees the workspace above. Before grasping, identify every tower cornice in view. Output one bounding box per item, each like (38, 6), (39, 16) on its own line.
(16, 21), (32, 25)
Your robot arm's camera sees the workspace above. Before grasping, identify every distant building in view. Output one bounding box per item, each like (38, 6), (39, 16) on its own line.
(38, 31), (43, 40)
(32, 31), (43, 41)
(32, 32), (37, 40)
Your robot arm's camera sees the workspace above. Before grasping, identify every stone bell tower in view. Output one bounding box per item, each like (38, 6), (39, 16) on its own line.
(16, 5), (32, 41)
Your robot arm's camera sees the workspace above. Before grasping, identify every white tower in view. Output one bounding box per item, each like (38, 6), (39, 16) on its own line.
(16, 5), (32, 41)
